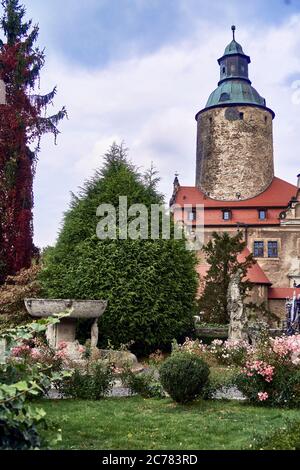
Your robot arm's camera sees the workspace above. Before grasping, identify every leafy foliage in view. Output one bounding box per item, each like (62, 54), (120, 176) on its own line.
(0, 380), (48, 450)
(159, 352), (210, 404)
(0, 264), (41, 332)
(248, 420), (300, 450)
(199, 232), (254, 324)
(58, 361), (114, 400)
(0, 316), (68, 449)
(120, 364), (165, 398)
(0, 0), (66, 282)
(236, 367), (300, 408)
(234, 335), (300, 408)
(40, 143), (198, 356)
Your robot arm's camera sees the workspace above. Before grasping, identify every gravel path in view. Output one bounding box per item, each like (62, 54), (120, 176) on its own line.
(213, 386), (246, 401)
(48, 383), (245, 400)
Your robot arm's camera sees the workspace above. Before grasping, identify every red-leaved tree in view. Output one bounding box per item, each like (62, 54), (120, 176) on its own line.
(0, 0), (66, 282)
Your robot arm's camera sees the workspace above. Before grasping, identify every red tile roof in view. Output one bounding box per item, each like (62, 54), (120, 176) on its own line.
(174, 177), (297, 227)
(269, 288), (300, 299)
(238, 248), (271, 285)
(175, 177), (297, 208)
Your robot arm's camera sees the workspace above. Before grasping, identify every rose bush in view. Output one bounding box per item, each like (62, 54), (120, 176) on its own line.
(172, 337), (250, 367)
(173, 334), (300, 407)
(235, 335), (300, 407)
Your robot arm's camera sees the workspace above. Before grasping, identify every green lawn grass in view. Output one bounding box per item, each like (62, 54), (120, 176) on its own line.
(40, 398), (300, 450)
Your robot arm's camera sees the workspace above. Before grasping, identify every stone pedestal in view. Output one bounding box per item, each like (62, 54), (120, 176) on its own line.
(24, 299), (108, 356)
(46, 318), (77, 349)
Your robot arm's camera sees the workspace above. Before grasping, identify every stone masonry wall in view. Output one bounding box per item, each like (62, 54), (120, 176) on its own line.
(200, 226), (300, 320)
(196, 106), (274, 201)
(202, 227), (300, 288)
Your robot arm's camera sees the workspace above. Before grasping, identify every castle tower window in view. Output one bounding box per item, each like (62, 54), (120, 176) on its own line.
(222, 209), (232, 221)
(239, 112), (244, 120)
(268, 241), (278, 258)
(254, 241), (264, 257)
(219, 92), (230, 102)
(258, 209), (267, 220)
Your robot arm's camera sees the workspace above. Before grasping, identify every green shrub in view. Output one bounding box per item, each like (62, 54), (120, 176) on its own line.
(234, 334), (300, 408)
(120, 365), (165, 398)
(0, 317), (68, 449)
(159, 353), (210, 404)
(235, 366), (300, 408)
(247, 421), (300, 450)
(39, 144), (198, 356)
(203, 366), (238, 399)
(0, 382), (48, 450)
(59, 361), (114, 400)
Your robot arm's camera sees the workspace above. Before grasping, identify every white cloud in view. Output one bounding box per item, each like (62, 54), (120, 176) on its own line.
(33, 16), (300, 247)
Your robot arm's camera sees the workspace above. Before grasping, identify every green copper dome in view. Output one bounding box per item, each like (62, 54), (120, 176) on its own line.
(224, 39), (244, 56)
(196, 26), (275, 118)
(206, 80), (266, 108)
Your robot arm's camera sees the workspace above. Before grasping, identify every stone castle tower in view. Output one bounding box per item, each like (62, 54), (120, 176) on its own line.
(195, 26), (275, 201)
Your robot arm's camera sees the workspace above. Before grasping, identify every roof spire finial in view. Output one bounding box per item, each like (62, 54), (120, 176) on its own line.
(231, 25), (236, 41)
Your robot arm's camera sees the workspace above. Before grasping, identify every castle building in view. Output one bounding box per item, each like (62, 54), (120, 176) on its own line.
(171, 26), (300, 320)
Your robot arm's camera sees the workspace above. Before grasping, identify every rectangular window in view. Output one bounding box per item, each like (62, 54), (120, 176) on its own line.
(254, 241), (264, 258)
(222, 210), (232, 221)
(268, 241), (278, 258)
(188, 210), (196, 222)
(258, 210), (267, 220)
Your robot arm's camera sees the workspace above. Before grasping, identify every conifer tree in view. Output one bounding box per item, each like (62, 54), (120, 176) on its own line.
(0, 0), (66, 282)
(40, 143), (198, 355)
(199, 232), (254, 324)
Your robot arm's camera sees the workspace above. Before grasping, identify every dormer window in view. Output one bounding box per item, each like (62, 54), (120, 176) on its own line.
(258, 209), (267, 220)
(220, 92), (230, 102)
(222, 209), (232, 221)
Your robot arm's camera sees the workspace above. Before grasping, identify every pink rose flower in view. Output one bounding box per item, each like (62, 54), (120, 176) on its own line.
(258, 392), (269, 402)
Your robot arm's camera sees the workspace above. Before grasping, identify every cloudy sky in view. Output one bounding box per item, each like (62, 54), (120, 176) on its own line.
(15, 0), (300, 246)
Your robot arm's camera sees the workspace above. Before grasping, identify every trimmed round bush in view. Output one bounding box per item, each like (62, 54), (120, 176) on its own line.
(159, 353), (210, 404)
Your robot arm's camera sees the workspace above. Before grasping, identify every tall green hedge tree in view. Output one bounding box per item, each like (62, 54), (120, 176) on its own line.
(40, 143), (198, 355)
